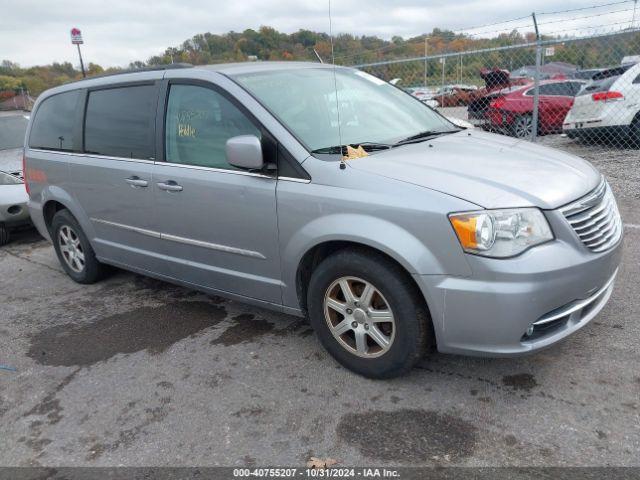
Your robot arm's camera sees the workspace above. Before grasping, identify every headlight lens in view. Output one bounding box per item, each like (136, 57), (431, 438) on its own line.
(0, 171), (23, 186)
(449, 208), (553, 258)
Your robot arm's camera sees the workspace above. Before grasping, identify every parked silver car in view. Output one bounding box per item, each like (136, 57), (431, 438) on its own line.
(24, 63), (623, 378)
(0, 148), (30, 245)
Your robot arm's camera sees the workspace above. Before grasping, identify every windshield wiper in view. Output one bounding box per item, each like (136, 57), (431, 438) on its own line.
(310, 132), (459, 154)
(393, 129), (459, 146)
(310, 142), (393, 155)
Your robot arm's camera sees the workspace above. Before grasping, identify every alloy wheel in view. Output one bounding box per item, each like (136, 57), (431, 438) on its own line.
(323, 276), (396, 358)
(514, 115), (533, 138)
(58, 225), (85, 273)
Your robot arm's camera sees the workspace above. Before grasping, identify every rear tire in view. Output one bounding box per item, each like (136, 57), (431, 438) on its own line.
(307, 248), (431, 379)
(51, 209), (105, 284)
(0, 224), (9, 246)
(629, 115), (640, 148)
(511, 114), (534, 139)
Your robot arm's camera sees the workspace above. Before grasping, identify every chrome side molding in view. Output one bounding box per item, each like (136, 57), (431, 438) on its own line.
(90, 218), (266, 259)
(91, 218), (160, 238)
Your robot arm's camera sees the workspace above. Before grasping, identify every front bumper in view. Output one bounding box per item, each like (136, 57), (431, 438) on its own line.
(563, 123), (632, 141)
(413, 210), (623, 356)
(0, 184), (31, 227)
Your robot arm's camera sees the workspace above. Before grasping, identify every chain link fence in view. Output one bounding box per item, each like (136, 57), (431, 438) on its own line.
(346, 19), (640, 150)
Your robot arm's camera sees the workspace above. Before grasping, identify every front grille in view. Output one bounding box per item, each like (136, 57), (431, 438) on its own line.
(561, 179), (622, 253)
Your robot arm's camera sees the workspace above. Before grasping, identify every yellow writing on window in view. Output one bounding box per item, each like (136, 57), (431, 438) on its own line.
(178, 123), (196, 137)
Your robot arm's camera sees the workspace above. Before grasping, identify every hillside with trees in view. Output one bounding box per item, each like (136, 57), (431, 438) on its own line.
(1, 25), (639, 98)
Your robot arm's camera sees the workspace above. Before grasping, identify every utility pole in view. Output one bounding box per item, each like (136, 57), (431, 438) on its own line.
(424, 37), (428, 88)
(70, 28), (86, 77)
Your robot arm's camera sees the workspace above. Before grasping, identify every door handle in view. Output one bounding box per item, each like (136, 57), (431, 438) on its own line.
(157, 181), (183, 192)
(125, 176), (148, 188)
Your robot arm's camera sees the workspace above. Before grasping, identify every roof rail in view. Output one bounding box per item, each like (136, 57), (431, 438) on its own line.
(72, 63), (193, 82)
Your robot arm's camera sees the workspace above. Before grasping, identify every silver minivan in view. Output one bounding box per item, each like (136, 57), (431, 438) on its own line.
(25, 62), (623, 378)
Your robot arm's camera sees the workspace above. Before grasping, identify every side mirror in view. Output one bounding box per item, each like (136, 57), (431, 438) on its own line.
(226, 135), (264, 170)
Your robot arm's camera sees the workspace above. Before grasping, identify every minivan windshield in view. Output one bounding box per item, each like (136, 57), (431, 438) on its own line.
(233, 67), (455, 153)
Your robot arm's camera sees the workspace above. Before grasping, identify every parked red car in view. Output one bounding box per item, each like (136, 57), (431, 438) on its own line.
(467, 68), (531, 126)
(484, 79), (586, 138)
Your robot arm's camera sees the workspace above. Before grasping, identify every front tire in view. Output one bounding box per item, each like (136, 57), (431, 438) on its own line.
(51, 209), (105, 284)
(307, 249), (431, 379)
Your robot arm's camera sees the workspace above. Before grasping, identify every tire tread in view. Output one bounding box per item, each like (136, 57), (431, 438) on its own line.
(307, 247), (431, 379)
(51, 210), (105, 284)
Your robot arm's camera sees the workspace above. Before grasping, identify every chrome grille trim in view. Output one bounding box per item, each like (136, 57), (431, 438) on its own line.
(560, 179), (622, 253)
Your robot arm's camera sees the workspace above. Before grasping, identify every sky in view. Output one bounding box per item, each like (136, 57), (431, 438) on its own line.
(0, 0), (637, 67)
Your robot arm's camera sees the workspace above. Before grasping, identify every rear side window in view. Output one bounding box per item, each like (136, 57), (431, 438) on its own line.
(84, 85), (157, 159)
(29, 90), (81, 151)
(578, 65), (633, 96)
(528, 83), (575, 96)
(569, 82), (585, 95)
(164, 84), (260, 170)
(578, 76), (619, 96)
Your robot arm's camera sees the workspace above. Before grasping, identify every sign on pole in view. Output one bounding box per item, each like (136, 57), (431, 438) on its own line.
(70, 28), (83, 45)
(70, 27), (86, 77)
(545, 47), (555, 57)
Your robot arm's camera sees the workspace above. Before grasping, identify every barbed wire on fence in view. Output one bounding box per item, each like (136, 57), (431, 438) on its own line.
(336, 1), (639, 67)
(347, 2), (640, 150)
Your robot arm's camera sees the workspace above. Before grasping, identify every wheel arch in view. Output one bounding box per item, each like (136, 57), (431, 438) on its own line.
(43, 199), (68, 233)
(295, 240), (437, 351)
(40, 186), (96, 241)
(294, 240), (425, 317)
(281, 213), (466, 313)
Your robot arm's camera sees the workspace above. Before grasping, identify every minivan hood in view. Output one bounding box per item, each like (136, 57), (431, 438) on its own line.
(347, 131), (600, 209)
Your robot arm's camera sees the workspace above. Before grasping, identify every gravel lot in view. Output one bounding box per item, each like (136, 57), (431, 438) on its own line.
(1, 127), (639, 468)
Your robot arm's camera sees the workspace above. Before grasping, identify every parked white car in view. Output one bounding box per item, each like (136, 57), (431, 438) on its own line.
(563, 62), (640, 145)
(0, 148), (30, 245)
(445, 116), (475, 129)
(406, 87), (435, 101)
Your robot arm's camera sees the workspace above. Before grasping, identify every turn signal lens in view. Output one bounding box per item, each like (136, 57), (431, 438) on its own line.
(449, 208), (553, 258)
(450, 213), (495, 251)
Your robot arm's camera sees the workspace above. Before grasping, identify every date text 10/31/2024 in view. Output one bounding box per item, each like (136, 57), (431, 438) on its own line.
(232, 468), (401, 478)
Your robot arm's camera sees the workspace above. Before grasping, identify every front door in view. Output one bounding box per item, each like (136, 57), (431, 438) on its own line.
(154, 82), (282, 304)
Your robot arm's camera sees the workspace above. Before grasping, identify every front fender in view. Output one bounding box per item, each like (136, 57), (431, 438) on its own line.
(280, 213), (472, 309)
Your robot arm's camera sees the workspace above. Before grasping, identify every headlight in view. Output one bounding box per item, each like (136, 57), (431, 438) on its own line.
(449, 208), (553, 258)
(0, 171), (23, 186)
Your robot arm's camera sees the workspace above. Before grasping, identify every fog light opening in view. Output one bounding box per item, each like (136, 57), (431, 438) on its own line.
(7, 205), (22, 215)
